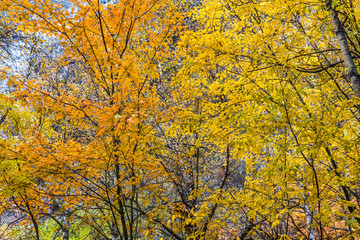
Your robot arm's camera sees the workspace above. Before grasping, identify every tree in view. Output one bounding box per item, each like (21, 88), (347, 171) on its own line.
(175, 0), (360, 238)
(1, 0), (183, 239)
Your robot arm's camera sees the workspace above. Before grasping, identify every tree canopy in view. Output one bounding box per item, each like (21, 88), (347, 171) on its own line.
(0, 0), (360, 239)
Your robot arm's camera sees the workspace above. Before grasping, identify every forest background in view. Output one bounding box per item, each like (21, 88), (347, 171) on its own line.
(0, 0), (360, 239)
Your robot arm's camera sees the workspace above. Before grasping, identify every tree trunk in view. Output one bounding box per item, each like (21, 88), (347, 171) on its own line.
(62, 212), (70, 240)
(327, 0), (360, 97)
(304, 204), (316, 240)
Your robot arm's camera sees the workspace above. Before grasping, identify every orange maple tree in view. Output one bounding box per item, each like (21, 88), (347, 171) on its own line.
(1, 0), (183, 239)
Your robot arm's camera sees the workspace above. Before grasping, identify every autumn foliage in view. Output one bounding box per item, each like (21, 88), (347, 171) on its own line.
(0, 0), (360, 239)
